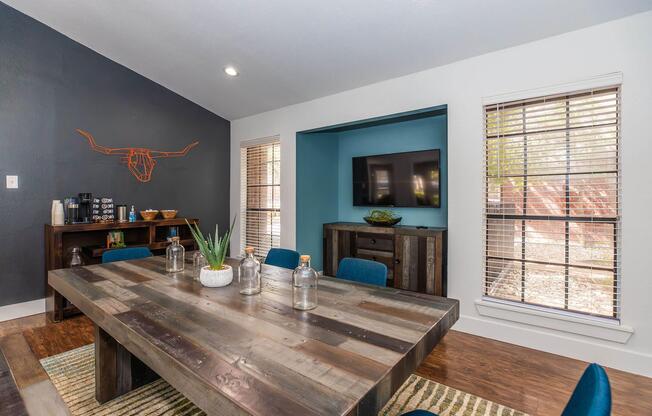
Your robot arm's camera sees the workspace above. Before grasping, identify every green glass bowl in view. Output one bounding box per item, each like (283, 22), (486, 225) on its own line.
(363, 216), (402, 226)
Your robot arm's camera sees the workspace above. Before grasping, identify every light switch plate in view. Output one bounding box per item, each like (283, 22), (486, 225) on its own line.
(6, 175), (18, 189)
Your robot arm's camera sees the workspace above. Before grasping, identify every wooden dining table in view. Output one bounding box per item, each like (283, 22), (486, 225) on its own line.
(48, 255), (459, 416)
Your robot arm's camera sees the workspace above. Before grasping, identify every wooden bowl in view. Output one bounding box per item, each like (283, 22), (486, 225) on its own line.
(160, 210), (178, 219)
(140, 210), (159, 221)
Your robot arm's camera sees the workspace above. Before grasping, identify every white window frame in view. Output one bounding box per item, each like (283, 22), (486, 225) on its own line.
(240, 136), (281, 258)
(478, 73), (633, 342)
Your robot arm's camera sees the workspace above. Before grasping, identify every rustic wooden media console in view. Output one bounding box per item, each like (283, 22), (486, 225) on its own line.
(323, 222), (447, 296)
(44, 218), (198, 322)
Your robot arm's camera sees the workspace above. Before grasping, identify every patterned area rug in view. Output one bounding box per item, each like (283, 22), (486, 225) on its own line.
(379, 375), (528, 416)
(41, 345), (527, 416)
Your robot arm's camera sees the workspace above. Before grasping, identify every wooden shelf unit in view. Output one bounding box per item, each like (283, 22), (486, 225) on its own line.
(45, 218), (198, 322)
(323, 222), (447, 296)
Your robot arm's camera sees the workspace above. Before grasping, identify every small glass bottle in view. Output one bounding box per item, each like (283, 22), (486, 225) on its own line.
(128, 205), (137, 222)
(292, 255), (318, 310)
(166, 237), (185, 272)
(68, 247), (84, 268)
(239, 246), (261, 295)
(192, 250), (207, 280)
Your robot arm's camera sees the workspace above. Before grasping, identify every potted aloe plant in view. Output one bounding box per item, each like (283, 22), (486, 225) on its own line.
(186, 218), (236, 287)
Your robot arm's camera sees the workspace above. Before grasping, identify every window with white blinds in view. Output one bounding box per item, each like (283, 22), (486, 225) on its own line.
(240, 140), (281, 258)
(484, 85), (621, 319)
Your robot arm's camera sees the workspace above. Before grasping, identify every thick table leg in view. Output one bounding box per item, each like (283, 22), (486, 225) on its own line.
(94, 324), (159, 403)
(46, 289), (65, 323)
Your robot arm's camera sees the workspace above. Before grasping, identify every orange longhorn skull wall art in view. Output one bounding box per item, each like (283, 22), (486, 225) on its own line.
(76, 129), (199, 182)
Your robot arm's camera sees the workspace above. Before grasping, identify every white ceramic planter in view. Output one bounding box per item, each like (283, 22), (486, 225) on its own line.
(199, 264), (233, 287)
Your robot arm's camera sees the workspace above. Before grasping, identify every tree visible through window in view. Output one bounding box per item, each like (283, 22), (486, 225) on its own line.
(484, 86), (621, 318)
(240, 140), (280, 258)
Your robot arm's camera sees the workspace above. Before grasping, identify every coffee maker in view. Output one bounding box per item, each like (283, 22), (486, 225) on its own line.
(78, 193), (92, 223)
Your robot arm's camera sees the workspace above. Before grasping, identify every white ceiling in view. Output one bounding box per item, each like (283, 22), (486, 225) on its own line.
(5, 0), (652, 120)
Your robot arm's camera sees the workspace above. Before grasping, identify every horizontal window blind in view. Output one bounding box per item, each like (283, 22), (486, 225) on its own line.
(240, 140), (280, 258)
(484, 85), (621, 319)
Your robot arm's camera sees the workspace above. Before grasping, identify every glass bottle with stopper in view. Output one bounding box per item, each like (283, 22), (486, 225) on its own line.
(292, 254), (318, 310)
(192, 250), (206, 280)
(67, 247), (84, 268)
(166, 236), (185, 272)
(239, 246), (261, 295)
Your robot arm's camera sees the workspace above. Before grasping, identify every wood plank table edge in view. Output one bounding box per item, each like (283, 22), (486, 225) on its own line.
(347, 298), (459, 415)
(0, 333), (71, 416)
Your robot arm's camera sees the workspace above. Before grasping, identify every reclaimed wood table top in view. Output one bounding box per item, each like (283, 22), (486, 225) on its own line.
(48, 255), (459, 416)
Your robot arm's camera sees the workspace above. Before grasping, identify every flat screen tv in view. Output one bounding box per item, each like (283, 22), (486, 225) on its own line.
(353, 149), (440, 208)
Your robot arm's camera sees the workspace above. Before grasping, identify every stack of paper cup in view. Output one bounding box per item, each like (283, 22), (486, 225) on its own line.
(51, 200), (65, 225)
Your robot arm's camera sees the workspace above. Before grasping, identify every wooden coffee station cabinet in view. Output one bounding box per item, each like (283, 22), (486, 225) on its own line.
(323, 222), (447, 296)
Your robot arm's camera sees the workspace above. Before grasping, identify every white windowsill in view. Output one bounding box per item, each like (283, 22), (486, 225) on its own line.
(475, 298), (634, 343)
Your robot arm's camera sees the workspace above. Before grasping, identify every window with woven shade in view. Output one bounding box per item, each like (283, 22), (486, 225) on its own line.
(240, 139), (280, 258)
(484, 85), (621, 319)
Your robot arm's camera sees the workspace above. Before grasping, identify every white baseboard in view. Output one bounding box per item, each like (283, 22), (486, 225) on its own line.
(0, 298), (45, 322)
(453, 314), (652, 378)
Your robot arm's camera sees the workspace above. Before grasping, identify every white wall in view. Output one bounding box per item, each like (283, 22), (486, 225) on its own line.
(231, 12), (652, 376)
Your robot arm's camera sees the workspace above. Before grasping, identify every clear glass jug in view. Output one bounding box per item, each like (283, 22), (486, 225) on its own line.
(192, 250), (207, 280)
(166, 237), (185, 272)
(68, 247), (84, 268)
(239, 246), (261, 295)
(292, 255), (318, 310)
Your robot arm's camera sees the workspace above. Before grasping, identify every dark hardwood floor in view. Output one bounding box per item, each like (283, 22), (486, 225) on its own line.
(1, 313), (650, 416)
(22, 315), (94, 360)
(417, 330), (652, 416)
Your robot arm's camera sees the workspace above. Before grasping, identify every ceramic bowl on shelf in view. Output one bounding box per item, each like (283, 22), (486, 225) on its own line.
(160, 209), (178, 219)
(140, 210), (159, 221)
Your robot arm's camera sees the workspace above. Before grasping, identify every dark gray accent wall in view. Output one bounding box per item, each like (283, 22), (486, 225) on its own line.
(0, 2), (230, 307)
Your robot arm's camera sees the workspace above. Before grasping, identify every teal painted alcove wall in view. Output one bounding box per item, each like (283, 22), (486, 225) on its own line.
(296, 109), (448, 270)
(296, 132), (339, 270)
(337, 115), (447, 226)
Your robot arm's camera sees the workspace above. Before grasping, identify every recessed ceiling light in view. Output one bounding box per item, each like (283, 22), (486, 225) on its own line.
(224, 66), (239, 77)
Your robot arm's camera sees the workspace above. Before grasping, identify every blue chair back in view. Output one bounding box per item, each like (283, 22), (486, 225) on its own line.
(561, 363), (611, 416)
(102, 247), (153, 264)
(400, 411), (436, 416)
(264, 248), (300, 270)
(336, 257), (387, 287)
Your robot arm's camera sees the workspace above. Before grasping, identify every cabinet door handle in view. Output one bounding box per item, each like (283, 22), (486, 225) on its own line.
(371, 238), (376, 244)
(395, 258), (401, 264)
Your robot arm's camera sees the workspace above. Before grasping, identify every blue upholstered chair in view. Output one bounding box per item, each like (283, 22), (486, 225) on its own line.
(336, 257), (387, 287)
(399, 363), (611, 416)
(561, 363), (611, 416)
(264, 248), (300, 269)
(102, 247), (153, 263)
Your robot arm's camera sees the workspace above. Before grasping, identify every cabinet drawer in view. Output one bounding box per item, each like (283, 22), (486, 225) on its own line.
(355, 233), (394, 252)
(356, 249), (394, 269)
